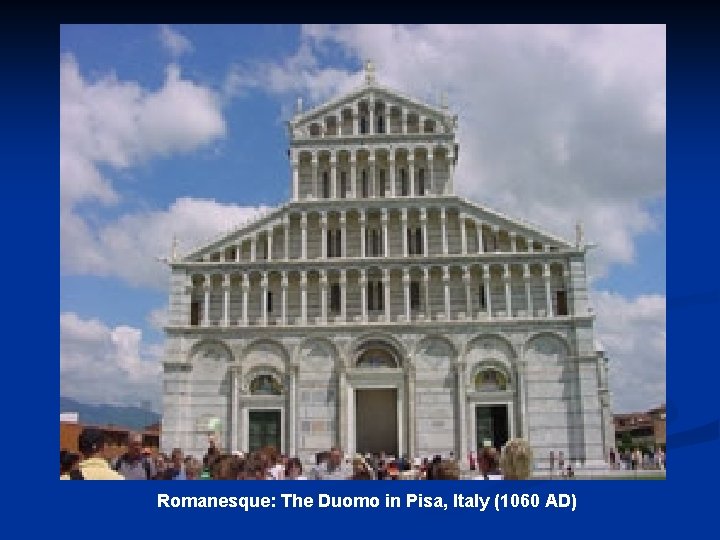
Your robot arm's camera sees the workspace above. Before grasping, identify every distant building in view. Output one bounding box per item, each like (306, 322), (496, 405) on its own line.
(60, 415), (160, 456)
(614, 403), (666, 450)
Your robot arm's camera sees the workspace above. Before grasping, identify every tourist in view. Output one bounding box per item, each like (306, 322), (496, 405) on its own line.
(475, 447), (502, 480)
(60, 450), (82, 480)
(433, 459), (460, 480)
(285, 457), (307, 480)
(72, 428), (124, 480)
(500, 438), (534, 480)
(114, 432), (156, 480)
(163, 448), (186, 480)
(315, 447), (352, 480)
(184, 458), (202, 479)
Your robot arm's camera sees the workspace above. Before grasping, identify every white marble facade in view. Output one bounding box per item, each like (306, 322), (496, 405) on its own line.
(161, 64), (614, 469)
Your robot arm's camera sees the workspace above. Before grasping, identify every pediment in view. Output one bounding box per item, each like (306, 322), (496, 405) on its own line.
(290, 84), (455, 136)
(457, 197), (573, 249)
(180, 204), (290, 263)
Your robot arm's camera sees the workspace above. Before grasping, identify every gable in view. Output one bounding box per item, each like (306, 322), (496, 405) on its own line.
(291, 85), (455, 136)
(457, 197), (573, 249)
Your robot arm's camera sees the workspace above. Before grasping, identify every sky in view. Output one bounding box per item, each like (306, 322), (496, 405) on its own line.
(59, 24), (665, 413)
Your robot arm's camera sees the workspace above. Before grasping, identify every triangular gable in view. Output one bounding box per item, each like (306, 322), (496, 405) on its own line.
(291, 83), (453, 128)
(180, 203), (288, 262)
(457, 196), (573, 248)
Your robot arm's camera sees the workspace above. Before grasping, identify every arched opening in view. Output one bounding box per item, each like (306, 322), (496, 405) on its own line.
(250, 373), (283, 395)
(357, 347), (397, 368)
(475, 368), (508, 391)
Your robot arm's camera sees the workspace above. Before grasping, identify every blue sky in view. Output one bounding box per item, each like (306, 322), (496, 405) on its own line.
(60, 24), (665, 412)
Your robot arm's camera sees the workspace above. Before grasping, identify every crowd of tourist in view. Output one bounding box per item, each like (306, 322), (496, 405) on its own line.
(61, 428), (534, 480)
(608, 447), (666, 471)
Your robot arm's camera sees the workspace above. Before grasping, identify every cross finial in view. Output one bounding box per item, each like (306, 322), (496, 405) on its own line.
(575, 220), (585, 249)
(296, 96), (303, 113)
(365, 59), (376, 85)
(171, 234), (178, 261)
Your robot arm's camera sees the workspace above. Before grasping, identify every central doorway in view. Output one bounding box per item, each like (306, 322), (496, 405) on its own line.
(248, 410), (281, 452)
(476, 405), (509, 452)
(355, 389), (398, 456)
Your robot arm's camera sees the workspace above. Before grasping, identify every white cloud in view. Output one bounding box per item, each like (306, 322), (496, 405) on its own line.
(147, 306), (168, 331)
(236, 24), (665, 277)
(593, 291), (666, 412)
(61, 53), (225, 210)
(60, 54), (234, 287)
(159, 24), (194, 58)
(62, 196), (273, 289)
(60, 312), (162, 409)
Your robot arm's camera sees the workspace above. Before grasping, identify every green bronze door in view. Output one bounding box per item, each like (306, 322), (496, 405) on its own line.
(248, 410), (281, 452)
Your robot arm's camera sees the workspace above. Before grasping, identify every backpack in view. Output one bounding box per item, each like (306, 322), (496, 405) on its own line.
(114, 454), (153, 479)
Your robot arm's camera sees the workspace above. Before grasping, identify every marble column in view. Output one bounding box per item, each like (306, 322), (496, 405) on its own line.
(241, 274), (249, 326)
(281, 271), (288, 325)
(340, 211), (347, 258)
(524, 264), (533, 317)
(460, 212), (467, 254)
(421, 208), (428, 255)
(427, 151), (434, 194)
(504, 264), (512, 318)
(301, 212), (307, 260)
(360, 269), (368, 322)
(231, 366), (239, 452)
(441, 208), (448, 255)
(401, 208), (408, 257)
(383, 268), (391, 322)
(300, 271), (307, 325)
(544, 263), (553, 317)
(463, 266), (472, 318)
(442, 266), (450, 320)
(320, 270), (328, 324)
(407, 364), (416, 459)
(291, 159), (299, 200)
(340, 270), (347, 322)
(389, 157), (396, 197)
(476, 220), (484, 254)
(408, 153), (415, 197)
(423, 267), (431, 319)
(382, 209), (389, 257)
(261, 271), (268, 326)
(222, 275), (229, 327)
(360, 209), (366, 258)
(403, 267), (410, 321)
(483, 265), (492, 318)
(203, 280), (210, 327)
(284, 217), (290, 260)
(320, 212), (328, 259)
(456, 360), (468, 465)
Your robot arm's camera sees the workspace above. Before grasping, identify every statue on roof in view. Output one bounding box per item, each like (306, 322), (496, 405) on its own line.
(575, 220), (585, 249)
(365, 59), (376, 85)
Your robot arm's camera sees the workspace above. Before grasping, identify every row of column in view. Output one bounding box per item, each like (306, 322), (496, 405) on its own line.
(198, 263), (564, 327)
(291, 150), (454, 200)
(309, 103), (439, 138)
(212, 209), (544, 263)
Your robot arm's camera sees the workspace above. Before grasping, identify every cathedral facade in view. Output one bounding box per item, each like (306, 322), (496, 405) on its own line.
(161, 65), (614, 470)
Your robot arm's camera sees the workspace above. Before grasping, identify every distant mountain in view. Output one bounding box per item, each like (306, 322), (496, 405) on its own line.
(60, 397), (160, 430)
